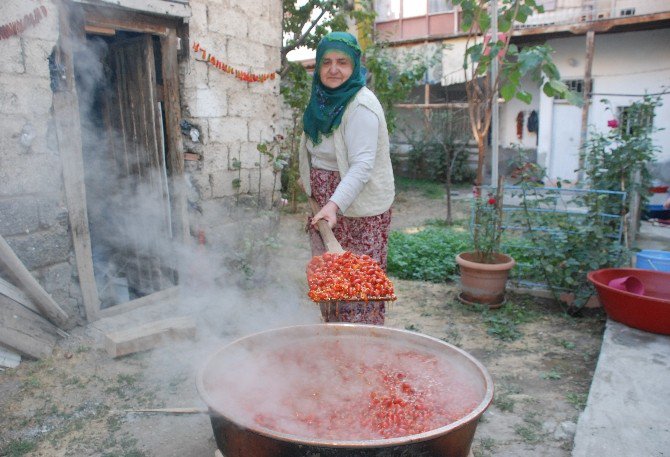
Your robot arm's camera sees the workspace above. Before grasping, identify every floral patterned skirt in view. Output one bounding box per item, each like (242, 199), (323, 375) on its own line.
(308, 168), (392, 325)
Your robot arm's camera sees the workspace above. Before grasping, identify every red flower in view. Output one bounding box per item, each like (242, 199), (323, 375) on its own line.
(488, 198), (496, 205)
(607, 119), (619, 128)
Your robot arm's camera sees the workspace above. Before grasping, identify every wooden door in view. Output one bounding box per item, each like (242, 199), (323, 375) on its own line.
(101, 35), (176, 305)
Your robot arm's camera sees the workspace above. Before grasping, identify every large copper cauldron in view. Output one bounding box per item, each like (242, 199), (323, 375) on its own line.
(196, 324), (493, 457)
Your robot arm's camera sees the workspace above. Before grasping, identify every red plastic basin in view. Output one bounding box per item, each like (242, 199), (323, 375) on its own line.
(587, 268), (670, 335)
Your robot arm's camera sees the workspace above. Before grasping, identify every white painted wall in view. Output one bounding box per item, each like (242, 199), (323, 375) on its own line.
(536, 28), (670, 182)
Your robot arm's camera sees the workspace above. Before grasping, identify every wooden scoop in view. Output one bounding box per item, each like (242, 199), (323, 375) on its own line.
(307, 197), (396, 303)
(308, 197), (344, 254)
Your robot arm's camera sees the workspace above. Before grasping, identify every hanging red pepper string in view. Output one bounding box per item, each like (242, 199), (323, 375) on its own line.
(192, 42), (276, 83)
(0, 5), (48, 41)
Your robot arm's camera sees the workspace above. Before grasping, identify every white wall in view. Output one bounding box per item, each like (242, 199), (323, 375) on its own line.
(537, 28), (670, 181)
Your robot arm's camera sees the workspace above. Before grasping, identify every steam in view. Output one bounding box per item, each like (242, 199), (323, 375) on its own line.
(65, 20), (320, 390)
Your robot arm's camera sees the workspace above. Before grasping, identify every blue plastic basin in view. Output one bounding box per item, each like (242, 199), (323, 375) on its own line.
(636, 250), (670, 272)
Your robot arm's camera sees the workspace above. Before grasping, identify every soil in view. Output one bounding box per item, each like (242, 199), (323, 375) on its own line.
(0, 187), (606, 457)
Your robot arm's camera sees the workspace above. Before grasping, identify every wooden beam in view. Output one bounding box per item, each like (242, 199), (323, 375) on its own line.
(161, 28), (190, 245)
(0, 295), (60, 359)
(55, 3), (101, 322)
(104, 316), (196, 358)
(0, 235), (69, 327)
(96, 286), (180, 319)
(0, 276), (40, 315)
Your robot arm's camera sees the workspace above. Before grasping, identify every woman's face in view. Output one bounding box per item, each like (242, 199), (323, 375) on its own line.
(319, 51), (354, 89)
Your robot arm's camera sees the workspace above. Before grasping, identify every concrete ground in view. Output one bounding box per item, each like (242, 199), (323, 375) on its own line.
(572, 216), (670, 457)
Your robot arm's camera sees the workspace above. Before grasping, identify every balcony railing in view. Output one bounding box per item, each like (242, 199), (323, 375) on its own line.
(374, 0), (670, 42)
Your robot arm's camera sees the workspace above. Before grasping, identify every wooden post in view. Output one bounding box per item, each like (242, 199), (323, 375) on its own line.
(577, 30), (595, 183)
(54, 2), (102, 321)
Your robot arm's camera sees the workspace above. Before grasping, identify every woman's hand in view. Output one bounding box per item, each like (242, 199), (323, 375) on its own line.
(311, 200), (340, 229)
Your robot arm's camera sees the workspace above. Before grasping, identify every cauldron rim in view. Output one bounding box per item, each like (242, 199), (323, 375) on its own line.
(196, 323), (494, 448)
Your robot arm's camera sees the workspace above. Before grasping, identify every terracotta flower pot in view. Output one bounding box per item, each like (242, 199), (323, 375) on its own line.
(455, 252), (515, 308)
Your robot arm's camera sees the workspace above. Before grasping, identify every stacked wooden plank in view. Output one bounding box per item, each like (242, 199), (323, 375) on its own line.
(0, 234), (69, 364)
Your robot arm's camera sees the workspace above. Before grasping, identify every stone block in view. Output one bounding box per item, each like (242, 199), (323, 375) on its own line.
(23, 39), (54, 79)
(227, 40), (267, 69)
(210, 169), (245, 198)
(36, 197), (68, 229)
(10, 1), (59, 42)
(248, 118), (279, 143)
(188, 86), (227, 118)
(0, 38), (25, 74)
(0, 197), (40, 236)
(237, 141), (266, 169)
(248, 15), (281, 47)
(0, 153), (63, 196)
(188, 1), (208, 37)
(208, 8), (247, 38)
(181, 60), (210, 91)
(4, 227), (72, 271)
(36, 261), (74, 306)
(227, 90), (267, 118)
(0, 74), (52, 117)
(202, 141), (230, 172)
(209, 117), (248, 143)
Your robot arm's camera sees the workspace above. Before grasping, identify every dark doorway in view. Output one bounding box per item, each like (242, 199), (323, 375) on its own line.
(74, 30), (176, 310)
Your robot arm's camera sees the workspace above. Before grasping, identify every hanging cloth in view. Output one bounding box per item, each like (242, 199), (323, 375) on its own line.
(527, 110), (539, 133)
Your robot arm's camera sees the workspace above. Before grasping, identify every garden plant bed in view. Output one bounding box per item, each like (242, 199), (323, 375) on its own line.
(0, 184), (606, 457)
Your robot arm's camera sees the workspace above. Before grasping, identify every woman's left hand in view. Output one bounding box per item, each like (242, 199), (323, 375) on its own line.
(311, 201), (340, 229)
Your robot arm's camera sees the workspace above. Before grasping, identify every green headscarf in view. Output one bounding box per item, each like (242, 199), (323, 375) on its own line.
(302, 32), (367, 144)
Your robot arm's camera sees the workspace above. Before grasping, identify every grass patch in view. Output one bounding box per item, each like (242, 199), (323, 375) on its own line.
(395, 176), (445, 199)
(566, 392), (588, 410)
(1, 439), (37, 457)
(388, 226), (471, 281)
(514, 412), (544, 443)
(482, 298), (539, 341)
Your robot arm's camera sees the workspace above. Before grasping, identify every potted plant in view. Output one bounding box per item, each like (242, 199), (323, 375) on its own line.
(456, 181), (515, 308)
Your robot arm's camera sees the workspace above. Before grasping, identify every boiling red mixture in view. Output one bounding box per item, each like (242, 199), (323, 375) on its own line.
(205, 338), (482, 441)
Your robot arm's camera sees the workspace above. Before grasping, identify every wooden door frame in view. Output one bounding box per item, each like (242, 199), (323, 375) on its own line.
(55, 1), (188, 321)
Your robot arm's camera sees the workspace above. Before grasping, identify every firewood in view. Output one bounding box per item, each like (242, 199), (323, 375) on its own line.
(104, 316), (196, 358)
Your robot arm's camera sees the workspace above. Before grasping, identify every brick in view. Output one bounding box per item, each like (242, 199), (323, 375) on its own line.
(0, 197), (39, 236)
(209, 117), (248, 143)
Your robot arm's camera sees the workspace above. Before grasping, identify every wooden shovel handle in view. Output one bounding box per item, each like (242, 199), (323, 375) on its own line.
(308, 197), (345, 254)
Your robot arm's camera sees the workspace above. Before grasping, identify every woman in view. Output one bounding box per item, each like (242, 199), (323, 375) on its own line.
(298, 31), (395, 325)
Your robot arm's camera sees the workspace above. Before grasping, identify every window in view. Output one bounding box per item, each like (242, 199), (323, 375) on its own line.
(429, 0), (453, 13)
(375, 0), (400, 21)
(564, 79), (584, 94)
(620, 8), (635, 17)
(618, 104), (654, 136)
(403, 1), (427, 18)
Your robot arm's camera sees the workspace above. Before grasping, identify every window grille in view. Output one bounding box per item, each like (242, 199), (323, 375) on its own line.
(563, 79), (584, 94)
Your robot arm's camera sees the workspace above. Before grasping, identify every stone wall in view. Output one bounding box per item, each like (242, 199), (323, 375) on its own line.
(0, 0), (83, 326)
(181, 0), (283, 209)
(0, 0), (284, 325)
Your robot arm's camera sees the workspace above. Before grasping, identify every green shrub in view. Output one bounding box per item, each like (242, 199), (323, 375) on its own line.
(387, 227), (471, 282)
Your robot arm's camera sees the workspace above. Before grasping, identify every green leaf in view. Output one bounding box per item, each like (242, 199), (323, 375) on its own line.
(516, 90), (532, 104)
(500, 82), (516, 101)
